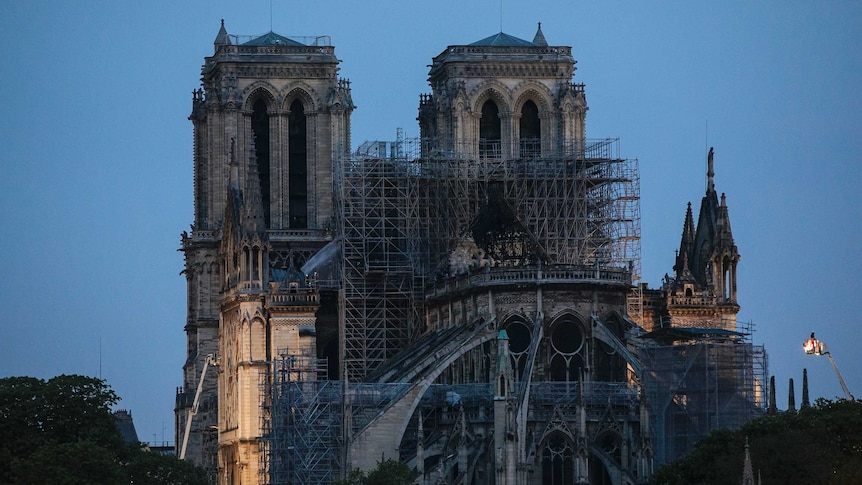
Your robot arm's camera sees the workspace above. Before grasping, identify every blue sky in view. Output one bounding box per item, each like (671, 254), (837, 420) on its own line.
(1, 1), (860, 444)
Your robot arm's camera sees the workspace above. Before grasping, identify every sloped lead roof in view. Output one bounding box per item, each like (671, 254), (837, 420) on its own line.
(243, 31), (305, 46)
(469, 32), (536, 47)
(532, 22), (548, 46)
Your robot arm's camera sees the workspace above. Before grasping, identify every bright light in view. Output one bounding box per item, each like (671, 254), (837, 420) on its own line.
(802, 332), (855, 400)
(803, 333), (820, 355)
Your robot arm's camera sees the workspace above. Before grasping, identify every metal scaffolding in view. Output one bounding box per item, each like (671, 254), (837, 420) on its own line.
(336, 138), (641, 382)
(337, 154), (426, 383)
(640, 337), (768, 465)
(419, 139), (640, 270)
(259, 351), (342, 485)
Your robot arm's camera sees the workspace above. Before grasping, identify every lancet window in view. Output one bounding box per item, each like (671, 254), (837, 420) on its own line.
(251, 99), (271, 227)
(519, 100), (541, 157)
(479, 100), (501, 158)
(288, 99), (308, 228)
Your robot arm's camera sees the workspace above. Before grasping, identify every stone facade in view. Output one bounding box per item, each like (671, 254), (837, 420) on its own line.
(176, 21), (758, 485)
(176, 21), (352, 483)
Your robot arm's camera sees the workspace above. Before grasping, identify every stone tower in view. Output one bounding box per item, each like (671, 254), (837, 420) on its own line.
(418, 23), (587, 159)
(347, 24), (648, 484)
(176, 20), (352, 481)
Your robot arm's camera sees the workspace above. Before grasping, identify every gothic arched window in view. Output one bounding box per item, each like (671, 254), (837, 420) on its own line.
(548, 316), (586, 382)
(520, 100), (541, 157)
(251, 99), (271, 226)
(542, 432), (574, 485)
(288, 99), (308, 228)
(479, 99), (501, 158)
(504, 317), (532, 382)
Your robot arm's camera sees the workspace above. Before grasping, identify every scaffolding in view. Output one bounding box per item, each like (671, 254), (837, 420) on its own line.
(640, 338), (768, 465)
(337, 154), (426, 382)
(419, 139), (640, 270)
(336, 138), (640, 382)
(259, 351), (342, 485)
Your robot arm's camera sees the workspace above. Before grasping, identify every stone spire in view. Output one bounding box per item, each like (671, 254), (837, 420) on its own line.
(532, 22), (548, 46)
(741, 438), (755, 485)
(716, 191), (735, 251)
(495, 329), (514, 399)
(802, 368), (811, 409)
(707, 147), (715, 195)
(229, 138), (239, 191)
(242, 140), (266, 235)
(767, 376), (777, 414)
(788, 378), (796, 412)
(214, 19), (230, 49)
(674, 202), (696, 281)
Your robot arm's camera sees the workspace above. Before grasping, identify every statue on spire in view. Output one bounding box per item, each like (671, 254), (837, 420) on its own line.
(707, 147), (715, 194)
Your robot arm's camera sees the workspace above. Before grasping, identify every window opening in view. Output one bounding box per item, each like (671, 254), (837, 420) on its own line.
(542, 432), (574, 485)
(519, 100), (541, 157)
(479, 100), (501, 158)
(289, 99), (308, 228)
(251, 99), (271, 227)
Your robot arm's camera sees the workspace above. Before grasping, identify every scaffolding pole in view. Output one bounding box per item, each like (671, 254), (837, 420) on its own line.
(259, 351), (342, 485)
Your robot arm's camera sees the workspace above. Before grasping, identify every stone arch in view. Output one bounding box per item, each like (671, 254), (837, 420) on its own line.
(237, 317), (251, 362)
(598, 310), (626, 339)
(282, 84), (318, 113)
(243, 88), (275, 226)
(502, 314), (533, 381)
(594, 429), (623, 465)
(242, 83), (278, 112)
(249, 315), (266, 362)
(513, 83), (554, 157)
(540, 429), (577, 485)
(512, 82), (554, 114)
(546, 309), (589, 335)
(470, 82), (511, 114)
(349, 329), (499, 471)
(282, 86), (314, 229)
(547, 311), (588, 382)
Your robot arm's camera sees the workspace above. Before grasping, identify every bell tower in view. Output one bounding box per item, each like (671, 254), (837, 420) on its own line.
(177, 20), (353, 480)
(418, 23), (587, 158)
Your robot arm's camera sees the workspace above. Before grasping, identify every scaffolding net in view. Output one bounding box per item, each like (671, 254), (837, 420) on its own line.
(640, 339), (768, 465)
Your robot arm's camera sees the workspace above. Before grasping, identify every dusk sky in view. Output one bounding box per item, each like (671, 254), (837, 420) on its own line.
(1, 1), (860, 445)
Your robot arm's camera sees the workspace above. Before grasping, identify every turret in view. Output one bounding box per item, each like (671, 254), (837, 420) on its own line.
(493, 330), (516, 485)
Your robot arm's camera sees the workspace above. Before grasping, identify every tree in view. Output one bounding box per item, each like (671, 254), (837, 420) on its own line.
(10, 442), (124, 485)
(336, 459), (420, 485)
(651, 399), (862, 485)
(0, 375), (207, 485)
(123, 448), (208, 485)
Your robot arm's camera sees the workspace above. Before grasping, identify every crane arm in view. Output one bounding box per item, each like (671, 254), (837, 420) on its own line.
(179, 354), (217, 460)
(823, 350), (855, 401)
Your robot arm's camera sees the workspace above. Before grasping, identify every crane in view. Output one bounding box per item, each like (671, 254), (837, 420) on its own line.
(803, 333), (854, 400)
(179, 353), (219, 460)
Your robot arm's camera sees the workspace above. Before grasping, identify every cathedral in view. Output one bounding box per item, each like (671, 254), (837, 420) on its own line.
(175, 21), (766, 485)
